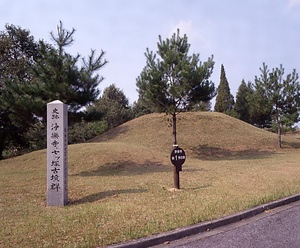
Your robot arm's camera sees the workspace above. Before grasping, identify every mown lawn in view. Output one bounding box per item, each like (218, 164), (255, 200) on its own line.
(1, 142), (300, 247)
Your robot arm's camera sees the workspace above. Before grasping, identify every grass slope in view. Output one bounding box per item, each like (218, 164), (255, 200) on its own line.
(1, 112), (300, 247)
(92, 112), (299, 154)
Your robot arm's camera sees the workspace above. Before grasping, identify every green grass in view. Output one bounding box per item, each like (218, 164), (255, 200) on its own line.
(1, 112), (300, 247)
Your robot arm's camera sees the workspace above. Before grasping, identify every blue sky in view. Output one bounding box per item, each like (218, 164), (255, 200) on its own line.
(1, 0), (300, 106)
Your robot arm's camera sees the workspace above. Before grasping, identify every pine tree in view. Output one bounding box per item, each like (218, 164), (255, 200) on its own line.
(33, 21), (108, 116)
(136, 29), (216, 189)
(251, 63), (300, 148)
(269, 65), (300, 147)
(87, 84), (133, 128)
(235, 80), (253, 123)
(248, 64), (273, 128)
(0, 24), (40, 159)
(0, 22), (108, 158)
(132, 98), (153, 118)
(214, 64), (234, 114)
(136, 29), (216, 145)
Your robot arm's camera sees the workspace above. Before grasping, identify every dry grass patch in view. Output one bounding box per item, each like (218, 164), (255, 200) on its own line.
(91, 112), (299, 153)
(1, 112), (300, 247)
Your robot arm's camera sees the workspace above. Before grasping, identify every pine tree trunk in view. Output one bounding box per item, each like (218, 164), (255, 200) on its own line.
(0, 147), (3, 160)
(0, 131), (6, 160)
(277, 115), (282, 148)
(172, 113), (177, 145)
(172, 113), (180, 189)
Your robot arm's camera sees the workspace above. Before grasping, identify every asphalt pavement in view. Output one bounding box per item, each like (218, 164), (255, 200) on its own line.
(105, 194), (300, 248)
(153, 200), (300, 248)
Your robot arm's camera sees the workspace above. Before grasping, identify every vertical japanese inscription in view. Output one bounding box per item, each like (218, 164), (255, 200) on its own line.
(47, 100), (68, 206)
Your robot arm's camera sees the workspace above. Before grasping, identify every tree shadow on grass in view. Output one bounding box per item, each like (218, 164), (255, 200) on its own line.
(72, 160), (170, 177)
(191, 145), (277, 161)
(282, 140), (300, 149)
(70, 188), (147, 205)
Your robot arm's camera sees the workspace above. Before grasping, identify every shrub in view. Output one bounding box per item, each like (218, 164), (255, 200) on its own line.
(68, 120), (108, 144)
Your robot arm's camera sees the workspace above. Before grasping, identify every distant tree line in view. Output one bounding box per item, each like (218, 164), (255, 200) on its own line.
(214, 64), (300, 148)
(1, 22), (299, 159)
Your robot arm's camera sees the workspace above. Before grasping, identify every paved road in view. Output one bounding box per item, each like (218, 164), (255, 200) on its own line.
(153, 201), (300, 248)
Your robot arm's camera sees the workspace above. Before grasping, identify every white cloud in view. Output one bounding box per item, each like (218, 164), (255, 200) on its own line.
(168, 20), (211, 50)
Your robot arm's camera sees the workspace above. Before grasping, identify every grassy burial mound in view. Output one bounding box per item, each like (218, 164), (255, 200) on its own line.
(91, 112), (299, 155)
(1, 112), (300, 247)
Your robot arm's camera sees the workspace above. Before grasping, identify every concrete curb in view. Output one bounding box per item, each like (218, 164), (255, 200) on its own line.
(105, 193), (300, 248)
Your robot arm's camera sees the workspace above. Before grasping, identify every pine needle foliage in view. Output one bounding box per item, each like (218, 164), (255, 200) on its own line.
(235, 80), (253, 123)
(214, 64), (234, 113)
(251, 63), (300, 148)
(136, 29), (216, 144)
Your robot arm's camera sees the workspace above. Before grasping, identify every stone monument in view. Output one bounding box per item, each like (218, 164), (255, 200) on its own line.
(47, 100), (68, 206)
